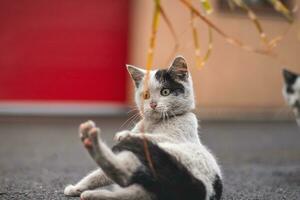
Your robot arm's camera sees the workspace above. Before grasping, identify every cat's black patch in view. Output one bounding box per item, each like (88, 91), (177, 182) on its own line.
(112, 138), (207, 200)
(155, 70), (185, 95)
(294, 100), (300, 110)
(210, 175), (223, 200)
(286, 85), (294, 94)
(283, 69), (298, 94)
(283, 69), (298, 86)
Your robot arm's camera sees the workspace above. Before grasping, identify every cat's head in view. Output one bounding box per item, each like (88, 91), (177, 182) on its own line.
(127, 56), (195, 120)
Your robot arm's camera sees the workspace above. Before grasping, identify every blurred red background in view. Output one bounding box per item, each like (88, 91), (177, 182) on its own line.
(0, 0), (129, 103)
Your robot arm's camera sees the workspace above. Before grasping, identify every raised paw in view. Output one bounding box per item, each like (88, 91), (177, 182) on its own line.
(114, 130), (132, 142)
(88, 127), (101, 144)
(64, 184), (82, 197)
(79, 120), (102, 155)
(78, 121), (104, 165)
(79, 120), (96, 148)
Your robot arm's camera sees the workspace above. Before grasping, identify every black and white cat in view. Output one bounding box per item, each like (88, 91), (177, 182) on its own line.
(64, 56), (223, 200)
(283, 69), (300, 125)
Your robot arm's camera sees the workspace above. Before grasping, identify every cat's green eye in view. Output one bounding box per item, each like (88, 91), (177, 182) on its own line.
(161, 88), (170, 96)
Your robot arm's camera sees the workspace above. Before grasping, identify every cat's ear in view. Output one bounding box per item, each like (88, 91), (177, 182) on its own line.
(169, 56), (189, 81)
(283, 69), (298, 85)
(126, 65), (145, 88)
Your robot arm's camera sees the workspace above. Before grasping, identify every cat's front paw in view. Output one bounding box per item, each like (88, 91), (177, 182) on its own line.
(79, 120), (98, 149)
(114, 130), (132, 142)
(64, 184), (81, 196)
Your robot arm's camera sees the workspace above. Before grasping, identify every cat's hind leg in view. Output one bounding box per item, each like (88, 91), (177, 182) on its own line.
(80, 184), (152, 200)
(80, 120), (142, 187)
(64, 121), (113, 197)
(64, 168), (112, 196)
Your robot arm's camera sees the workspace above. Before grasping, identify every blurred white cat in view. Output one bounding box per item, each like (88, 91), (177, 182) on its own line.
(282, 69), (300, 126)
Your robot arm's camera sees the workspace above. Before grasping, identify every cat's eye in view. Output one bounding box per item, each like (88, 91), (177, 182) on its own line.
(161, 88), (170, 96)
(143, 90), (150, 100)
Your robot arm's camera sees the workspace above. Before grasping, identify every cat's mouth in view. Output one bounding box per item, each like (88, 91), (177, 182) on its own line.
(150, 109), (163, 116)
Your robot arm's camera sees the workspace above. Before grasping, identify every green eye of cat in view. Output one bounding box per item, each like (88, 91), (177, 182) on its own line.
(161, 88), (170, 96)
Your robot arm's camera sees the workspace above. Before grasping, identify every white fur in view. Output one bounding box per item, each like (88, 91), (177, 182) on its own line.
(125, 112), (221, 200)
(118, 60), (222, 199)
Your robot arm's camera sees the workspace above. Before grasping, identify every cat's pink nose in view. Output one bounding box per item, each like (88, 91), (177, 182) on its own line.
(150, 102), (157, 109)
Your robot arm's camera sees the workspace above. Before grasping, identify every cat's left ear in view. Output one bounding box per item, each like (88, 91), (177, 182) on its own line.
(169, 56), (189, 81)
(126, 65), (145, 88)
(283, 69), (298, 85)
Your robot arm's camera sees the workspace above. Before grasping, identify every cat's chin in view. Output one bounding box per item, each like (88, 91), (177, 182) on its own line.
(144, 111), (163, 121)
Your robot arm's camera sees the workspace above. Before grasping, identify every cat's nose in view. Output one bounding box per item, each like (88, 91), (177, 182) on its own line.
(150, 102), (157, 109)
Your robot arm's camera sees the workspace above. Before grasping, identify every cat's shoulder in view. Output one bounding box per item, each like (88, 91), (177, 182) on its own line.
(183, 112), (197, 120)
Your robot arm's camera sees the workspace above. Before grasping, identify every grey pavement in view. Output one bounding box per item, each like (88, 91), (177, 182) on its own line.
(0, 116), (299, 200)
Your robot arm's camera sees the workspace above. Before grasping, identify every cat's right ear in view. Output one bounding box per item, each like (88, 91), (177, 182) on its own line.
(169, 56), (189, 81)
(283, 69), (298, 85)
(126, 65), (145, 88)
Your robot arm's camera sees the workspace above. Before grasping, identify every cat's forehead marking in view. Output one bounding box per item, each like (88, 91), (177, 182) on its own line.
(287, 86), (294, 94)
(154, 69), (185, 93)
(284, 69), (298, 86)
(155, 69), (173, 83)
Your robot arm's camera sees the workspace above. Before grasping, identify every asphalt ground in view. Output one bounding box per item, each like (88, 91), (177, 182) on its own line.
(0, 116), (299, 200)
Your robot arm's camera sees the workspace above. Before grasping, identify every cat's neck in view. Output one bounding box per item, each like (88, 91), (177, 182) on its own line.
(143, 110), (190, 124)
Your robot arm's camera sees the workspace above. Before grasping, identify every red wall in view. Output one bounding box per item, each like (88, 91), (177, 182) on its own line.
(0, 0), (129, 103)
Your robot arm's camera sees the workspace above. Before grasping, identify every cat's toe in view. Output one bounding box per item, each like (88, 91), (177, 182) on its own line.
(80, 191), (93, 200)
(88, 127), (101, 146)
(79, 120), (96, 141)
(83, 138), (93, 149)
(81, 124), (100, 150)
(114, 130), (131, 141)
(64, 184), (81, 196)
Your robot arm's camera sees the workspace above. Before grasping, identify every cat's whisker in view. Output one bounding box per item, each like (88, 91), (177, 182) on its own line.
(119, 113), (140, 130)
(129, 105), (139, 109)
(162, 112), (165, 125)
(165, 112), (171, 128)
(127, 105), (139, 113)
(128, 113), (141, 127)
(163, 111), (168, 124)
(127, 108), (139, 114)
(130, 114), (142, 127)
(170, 111), (178, 120)
(166, 112), (170, 122)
